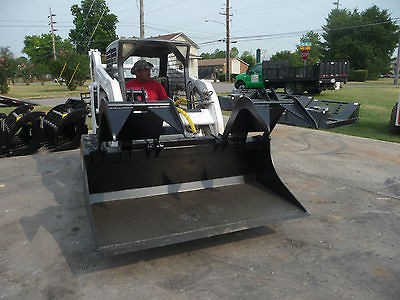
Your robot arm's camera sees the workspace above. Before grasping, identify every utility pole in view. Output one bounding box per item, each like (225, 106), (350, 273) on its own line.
(395, 31), (400, 87)
(139, 0), (144, 38)
(48, 7), (57, 61)
(333, 0), (340, 10)
(220, 0), (231, 82)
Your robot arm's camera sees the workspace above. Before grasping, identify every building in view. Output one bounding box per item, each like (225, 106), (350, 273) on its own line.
(198, 58), (249, 81)
(149, 32), (201, 78)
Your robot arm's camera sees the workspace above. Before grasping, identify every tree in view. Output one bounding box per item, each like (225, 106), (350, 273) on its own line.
(323, 6), (399, 79)
(271, 50), (304, 67)
(15, 58), (35, 85)
(23, 34), (74, 83)
(200, 47), (241, 59)
(270, 32), (323, 67)
(23, 34), (74, 66)
(69, 0), (119, 54)
(50, 51), (89, 90)
(296, 31), (323, 65)
(0, 47), (14, 93)
(230, 47), (239, 58)
(240, 51), (256, 68)
(34, 63), (50, 85)
(270, 50), (292, 61)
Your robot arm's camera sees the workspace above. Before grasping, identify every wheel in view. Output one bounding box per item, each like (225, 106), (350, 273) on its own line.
(284, 83), (296, 95)
(389, 103), (400, 134)
(234, 80), (245, 89)
(307, 86), (322, 95)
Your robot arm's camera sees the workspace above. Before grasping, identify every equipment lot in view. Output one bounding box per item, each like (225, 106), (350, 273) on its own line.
(1, 125), (399, 299)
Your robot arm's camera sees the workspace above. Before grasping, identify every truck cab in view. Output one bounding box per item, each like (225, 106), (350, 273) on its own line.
(234, 63), (264, 89)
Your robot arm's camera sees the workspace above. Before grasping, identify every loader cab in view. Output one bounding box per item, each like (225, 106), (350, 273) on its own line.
(105, 39), (190, 100)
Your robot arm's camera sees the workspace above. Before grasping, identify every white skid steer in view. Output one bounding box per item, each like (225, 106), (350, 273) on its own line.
(81, 39), (313, 255)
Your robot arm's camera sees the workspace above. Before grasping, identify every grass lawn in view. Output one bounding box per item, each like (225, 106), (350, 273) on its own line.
(317, 79), (400, 143)
(1, 79), (400, 143)
(5, 81), (87, 99)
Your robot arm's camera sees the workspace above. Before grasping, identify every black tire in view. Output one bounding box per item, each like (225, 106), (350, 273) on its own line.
(307, 86), (322, 95)
(284, 83), (296, 95)
(389, 103), (400, 134)
(285, 82), (304, 95)
(234, 80), (245, 89)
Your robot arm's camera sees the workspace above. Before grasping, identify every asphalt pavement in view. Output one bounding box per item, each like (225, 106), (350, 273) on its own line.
(1, 124), (399, 299)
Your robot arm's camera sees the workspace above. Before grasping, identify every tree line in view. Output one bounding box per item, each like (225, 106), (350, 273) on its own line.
(0, 0), (117, 93)
(0, 2), (398, 94)
(201, 5), (398, 81)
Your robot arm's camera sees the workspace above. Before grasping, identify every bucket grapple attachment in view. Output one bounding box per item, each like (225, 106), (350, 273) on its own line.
(43, 99), (88, 151)
(0, 105), (45, 157)
(81, 97), (307, 255)
(0, 96), (88, 156)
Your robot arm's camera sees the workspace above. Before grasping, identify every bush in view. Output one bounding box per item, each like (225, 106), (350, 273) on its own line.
(0, 56), (10, 94)
(349, 69), (368, 82)
(0, 79), (9, 94)
(217, 73), (226, 82)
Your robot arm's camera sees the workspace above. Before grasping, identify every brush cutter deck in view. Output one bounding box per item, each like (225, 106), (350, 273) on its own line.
(81, 97), (307, 255)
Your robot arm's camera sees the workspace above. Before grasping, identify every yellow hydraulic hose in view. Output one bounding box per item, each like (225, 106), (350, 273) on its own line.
(176, 107), (197, 134)
(174, 97), (188, 106)
(174, 98), (197, 133)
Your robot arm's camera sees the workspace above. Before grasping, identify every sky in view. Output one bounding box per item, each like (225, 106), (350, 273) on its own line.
(1, 0), (400, 59)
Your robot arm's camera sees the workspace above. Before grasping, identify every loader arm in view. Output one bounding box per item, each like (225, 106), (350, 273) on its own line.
(88, 49), (124, 133)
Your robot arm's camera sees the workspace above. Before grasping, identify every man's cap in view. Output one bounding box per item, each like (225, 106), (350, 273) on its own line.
(131, 60), (153, 74)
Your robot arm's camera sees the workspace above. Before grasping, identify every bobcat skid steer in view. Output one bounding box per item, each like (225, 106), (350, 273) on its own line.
(82, 39), (311, 255)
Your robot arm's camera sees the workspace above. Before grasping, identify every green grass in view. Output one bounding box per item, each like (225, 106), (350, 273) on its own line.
(0, 106), (53, 115)
(317, 81), (400, 143)
(5, 81), (88, 99)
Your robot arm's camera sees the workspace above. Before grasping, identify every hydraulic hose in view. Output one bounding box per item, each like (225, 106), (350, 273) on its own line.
(174, 97), (197, 134)
(176, 107), (197, 134)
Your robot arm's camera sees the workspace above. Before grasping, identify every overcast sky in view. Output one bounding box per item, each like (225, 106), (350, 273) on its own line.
(1, 0), (399, 58)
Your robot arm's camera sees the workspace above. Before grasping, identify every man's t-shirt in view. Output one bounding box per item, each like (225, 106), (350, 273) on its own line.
(125, 79), (168, 101)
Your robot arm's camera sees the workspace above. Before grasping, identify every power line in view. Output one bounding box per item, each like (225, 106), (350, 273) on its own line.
(199, 18), (400, 46)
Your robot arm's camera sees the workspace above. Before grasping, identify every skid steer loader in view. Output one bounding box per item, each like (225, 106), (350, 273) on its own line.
(82, 39), (314, 255)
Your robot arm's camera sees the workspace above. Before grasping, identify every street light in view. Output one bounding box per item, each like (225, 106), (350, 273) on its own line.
(205, 19), (224, 26)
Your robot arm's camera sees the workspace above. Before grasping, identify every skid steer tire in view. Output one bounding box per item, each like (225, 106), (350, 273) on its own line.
(234, 80), (246, 89)
(389, 103), (400, 134)
(284, 83), (295, 95)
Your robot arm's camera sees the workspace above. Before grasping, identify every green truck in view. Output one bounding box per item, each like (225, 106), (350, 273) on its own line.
(234, 60), (349, 94)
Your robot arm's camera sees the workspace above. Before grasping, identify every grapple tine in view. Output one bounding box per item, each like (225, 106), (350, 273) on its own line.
(2, 106), (45, 157)
(43, 99), (88, 151)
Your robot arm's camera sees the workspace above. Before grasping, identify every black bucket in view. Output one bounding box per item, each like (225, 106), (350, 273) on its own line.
(81, 97), (307, 255)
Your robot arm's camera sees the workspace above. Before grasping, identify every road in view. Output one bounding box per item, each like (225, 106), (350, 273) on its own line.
(1, 124), (399, 299)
